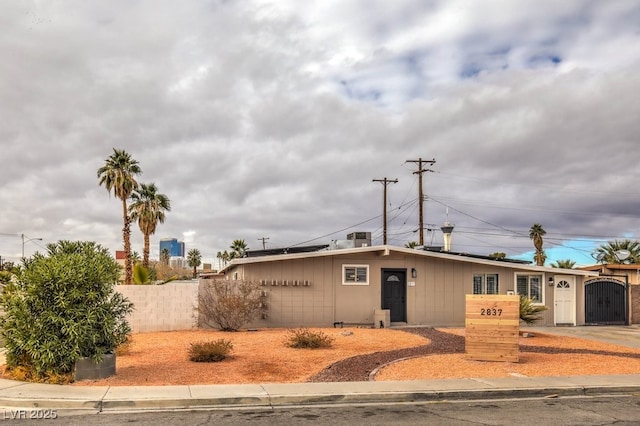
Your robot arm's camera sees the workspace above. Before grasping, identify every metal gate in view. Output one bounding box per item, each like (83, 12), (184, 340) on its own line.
(585, 278), (627, 325)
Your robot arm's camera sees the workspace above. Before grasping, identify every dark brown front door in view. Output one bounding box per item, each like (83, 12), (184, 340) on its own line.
(382, 269), (406, 322)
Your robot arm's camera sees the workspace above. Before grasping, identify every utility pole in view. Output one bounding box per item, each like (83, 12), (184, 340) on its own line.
(405, 158), (436, 246)
(258, 237), (269, 250)
(372, 177), (398, 245)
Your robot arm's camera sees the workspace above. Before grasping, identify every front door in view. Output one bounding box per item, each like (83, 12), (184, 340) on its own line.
(382, 269), (406, 322)
(554, 275), (575, 325)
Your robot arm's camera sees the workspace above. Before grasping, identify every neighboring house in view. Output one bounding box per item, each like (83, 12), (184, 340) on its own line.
(218, 245), (599, 328)
(579, 263), (640, 325)
(115, 250), (126, 282)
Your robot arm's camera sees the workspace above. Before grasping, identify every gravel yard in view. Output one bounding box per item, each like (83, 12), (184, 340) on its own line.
(60, 327), (640, 386)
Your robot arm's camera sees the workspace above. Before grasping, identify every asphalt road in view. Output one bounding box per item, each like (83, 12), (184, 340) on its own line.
(5, 395), (640, 425)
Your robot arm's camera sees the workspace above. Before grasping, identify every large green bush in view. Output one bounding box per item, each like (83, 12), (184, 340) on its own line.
(0, 241), (134, 381)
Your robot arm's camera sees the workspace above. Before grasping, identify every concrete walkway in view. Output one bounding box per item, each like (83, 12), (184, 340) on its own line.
(0, 326), (639, 414)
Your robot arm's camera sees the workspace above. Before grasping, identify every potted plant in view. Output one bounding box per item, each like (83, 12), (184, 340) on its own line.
(0, 241), (133, 383)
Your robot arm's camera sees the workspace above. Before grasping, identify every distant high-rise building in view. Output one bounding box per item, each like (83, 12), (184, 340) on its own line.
(159, 238), (185, 258)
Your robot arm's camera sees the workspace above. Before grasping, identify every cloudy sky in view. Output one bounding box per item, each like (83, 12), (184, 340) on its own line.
(1, 0), (639, 267)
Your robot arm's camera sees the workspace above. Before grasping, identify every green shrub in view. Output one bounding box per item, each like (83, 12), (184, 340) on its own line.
(188, 339), (233, 362)
(0, 240), (134, 381)
(519, 295), (548, 325)
(284, 328), (334, 349)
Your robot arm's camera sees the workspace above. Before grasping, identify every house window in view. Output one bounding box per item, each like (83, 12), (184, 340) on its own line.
(473, 274), (499, 294)
(516, 274), (543, 303)
(343, 265), (369, 285)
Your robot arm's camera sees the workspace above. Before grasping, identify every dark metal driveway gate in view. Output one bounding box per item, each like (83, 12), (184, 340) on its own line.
(585, 278), (627, 325)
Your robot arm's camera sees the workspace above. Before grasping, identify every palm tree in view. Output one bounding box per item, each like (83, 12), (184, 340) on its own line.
(160, 248), (170, 265)
(529, 223), (547, 266)
(594, 240), (640, 264)
(128, 183), (171, 268)
(130, 250), (141, 265)
(221, 250), (231, 266)
(551, 259), (576, 269)
(187, 249), (202, 278)
(216, 251), (223, 270)
(97, 148), (142, 285)
(230, 239), (248, 259)
(405, 241), (419, 249)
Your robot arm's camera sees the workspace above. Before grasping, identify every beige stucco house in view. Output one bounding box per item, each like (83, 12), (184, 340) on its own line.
(218, 245), (600, 328)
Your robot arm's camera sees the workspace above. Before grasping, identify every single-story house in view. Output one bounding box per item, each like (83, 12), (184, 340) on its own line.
(216, 245), (601, 328)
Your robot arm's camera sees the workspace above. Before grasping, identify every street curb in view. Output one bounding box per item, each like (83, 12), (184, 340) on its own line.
(2, 385), (640, 412)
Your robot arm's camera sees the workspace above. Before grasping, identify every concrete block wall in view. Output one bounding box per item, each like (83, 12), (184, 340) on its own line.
(116, 281), (199, 332)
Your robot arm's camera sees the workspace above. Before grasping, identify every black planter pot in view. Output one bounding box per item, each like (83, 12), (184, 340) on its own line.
(74, 353), (116, 381)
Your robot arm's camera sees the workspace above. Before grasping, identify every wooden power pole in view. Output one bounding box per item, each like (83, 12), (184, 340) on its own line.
(373, 177), (398, 245)
(405, 158), (436, 245)
(258, 237), (269, 250)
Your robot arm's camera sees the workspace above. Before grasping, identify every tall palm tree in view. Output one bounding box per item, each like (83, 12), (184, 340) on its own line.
(551, 259), (576, 269)
(529, 223), (547, 266)
(594, 240), (640, 264)
(230, 239), (248, 259)
(187, 248), (202, 278)
(128, 183), (171, 268)
(97, 148), (141, 285)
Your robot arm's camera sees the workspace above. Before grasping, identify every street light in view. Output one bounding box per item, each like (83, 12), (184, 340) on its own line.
(21, 233), (43, 258)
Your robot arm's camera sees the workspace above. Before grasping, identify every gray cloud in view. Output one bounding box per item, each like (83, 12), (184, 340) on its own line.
(1, 0), (639, 267)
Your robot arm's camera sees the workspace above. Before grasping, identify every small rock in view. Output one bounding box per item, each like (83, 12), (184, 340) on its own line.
(341, 331), (354, 336)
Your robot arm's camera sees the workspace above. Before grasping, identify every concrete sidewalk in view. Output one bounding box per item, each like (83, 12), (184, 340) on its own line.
(1, 325), (640, 414)
(1, 374), (640, 414)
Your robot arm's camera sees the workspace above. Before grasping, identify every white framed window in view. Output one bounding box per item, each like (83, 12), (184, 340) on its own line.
(342, 264), (369, 285)
(516, 274), (543, 304)
(473, 273), (499, 294)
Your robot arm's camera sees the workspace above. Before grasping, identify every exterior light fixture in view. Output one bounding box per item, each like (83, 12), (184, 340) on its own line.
(548, 276), (554, 287)
(411, 268), (417, 278)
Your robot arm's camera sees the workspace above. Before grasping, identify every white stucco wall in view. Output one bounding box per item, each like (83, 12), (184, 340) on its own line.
(116, 281), (199, 332)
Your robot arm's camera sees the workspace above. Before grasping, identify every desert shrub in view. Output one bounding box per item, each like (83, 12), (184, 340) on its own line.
(188, 339), (233, 362)
(196, 279), (265, 331)
(284, 328), (334, 349)
(0, 240), (134, 381)
(519, 295), (549, 325)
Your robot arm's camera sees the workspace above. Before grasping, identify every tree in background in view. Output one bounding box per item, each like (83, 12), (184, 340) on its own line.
(528, 223), (547, 266)
(97, 148), (142, 285)
(551, 259), (576, 269)
(160, 248), (170, 265)
(405, 241), (419, 249)
(230, 239), (248, 259)
(130, 250), (141, 265)
(128, 183), (171, 268)
(187, 249), (202, 279)
(594, 240), (640, 264)
(488, 252), (507, 260)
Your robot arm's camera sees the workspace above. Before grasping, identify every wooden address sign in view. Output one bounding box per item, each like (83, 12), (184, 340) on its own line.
(465, 294), (520, 362)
